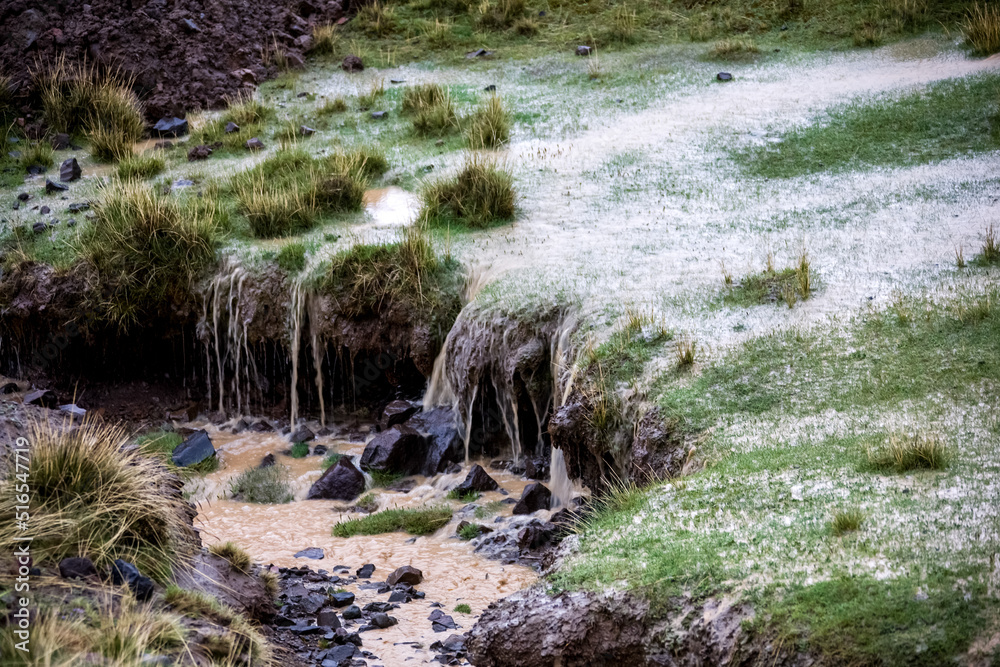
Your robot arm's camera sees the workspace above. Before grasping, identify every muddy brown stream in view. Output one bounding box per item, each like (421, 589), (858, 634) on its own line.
(189, 425), (541, 665)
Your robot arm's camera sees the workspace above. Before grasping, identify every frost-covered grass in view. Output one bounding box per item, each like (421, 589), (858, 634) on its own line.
(555, 287), (1000, 664)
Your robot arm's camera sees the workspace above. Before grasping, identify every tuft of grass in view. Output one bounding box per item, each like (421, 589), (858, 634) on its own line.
(324, 224), (456, 317)
(402, 83), (448, 113)
(358, 78), (387, 108)
(208, 541), (252, 573)
(136, 430), (184, 457)
(473, 500), (504, 519)
(513, 17), (540, 36)
(447, 488), (481, 502)
(289, 441), (310, 458)
(413, 98), (458, 137)
(736, 73), (1000, 178)
(420, 154), (515, 228)
(34, 55), (145, 160)
(355, 1), (398, 37)
(319, 96), (349, 115)
(332, 506), (452, 537)
(976, 223), (1000, 265)
(609, 4), (637, 43)
(726, 253), (813, 307)
(310, 24), (340, 55)
(458, 522), (482, 540)
(465, 94), (511, 149)
(675, 337), (697, 367)
(955, 244), (966, 269)
(831, 508), (865, 536)
(276, 242), (307, 273)
(369, 469), (404, 487)
(709, 37), (759, 59)
(222, 91), (274, 127)
(229, 465), (294, 504)
(321, 452), (344, 470)
(962, 2), (1000, 56)
(453, 603), (472, 614)
(116, 154), (165, 180)
(260, 570), (280, 598)
(19, 140), (54, 172)
(853, 21), (884, 47)
(0, 419), (193, 581)
(423, 18), (457, 48)
(476, 0), (526, 31)
(82, 181), (219, 328)
(865, 432), (950, 472)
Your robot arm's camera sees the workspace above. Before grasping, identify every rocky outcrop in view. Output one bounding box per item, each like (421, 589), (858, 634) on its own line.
(406, 406), (463, 475)
(0, 0), (346, 119)
(359, 424), (427, 475)
(467, 588), (652, 667)
(307, 456), (365, 500)
(173, 551), (276, 621)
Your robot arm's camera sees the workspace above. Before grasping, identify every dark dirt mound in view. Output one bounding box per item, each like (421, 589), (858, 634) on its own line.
(0, 0), (348, 120)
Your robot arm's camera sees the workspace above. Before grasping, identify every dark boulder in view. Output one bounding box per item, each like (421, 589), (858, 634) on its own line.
(152, 117), (189, 138)
(259, 453), (276, 468)
(317, 610), (341, 628)
(224, 121), (240, 134)
(45, 178), (68, 194)
(300, 125), (316, 136)
(370, 612), (397, 629)
(59, 157), (81, 181)
(576, 45), (592, 56)
(293, 547), (325, 559)
(24, 389), (58, 408)
(32, 222), (49, 234)
(359, 424), (427, 475)
(110, 559), (155, 601)
(386, 565), (422, 586)
(290, 426), (315, 443)
(356, 563), (375, 578)
(50, 133), (70, 150)
(187, 144), (213, 160)
(407, 407), (463, 475)
(307, 457), (365, 501)
(717, 72), (733, 81)
(517, 521), (558, 551)
(513, 483), (552, 515)
(246, 137), (265, 151)
(59, 556), (98, 580)
(322, 644), (356, 665)
(455, 464), (499, 493)
(341, 54), (364, 72)
(524, 457), (549, 480)
(342, 604), (362, 619)
(370, 110), (387, 120)
(331, 591), (355, 607)
(429, 608), (459, 632)
(377, 400), (418, 431)
(171, 429), (215, 467)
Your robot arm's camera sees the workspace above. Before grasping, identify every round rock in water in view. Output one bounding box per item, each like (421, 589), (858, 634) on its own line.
(717, 72), (734, 81)
(387, 565), (423, 586)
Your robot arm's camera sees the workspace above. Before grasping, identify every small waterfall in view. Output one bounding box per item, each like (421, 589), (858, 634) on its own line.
(422, 345), (454, 411)
(200, 257), (259, 416)
(309, 294), (326, 428)
(463, 384), (478, 464)
(549, 448), (574, 508)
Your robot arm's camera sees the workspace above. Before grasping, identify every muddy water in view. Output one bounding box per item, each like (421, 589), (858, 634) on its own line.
(363, 186), (420, 227)
(191, 425), (540, 665)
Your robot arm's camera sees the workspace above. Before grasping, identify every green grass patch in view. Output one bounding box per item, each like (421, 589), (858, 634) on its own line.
(116, 155), (165, 180)
(331, 507), (452, 537)
(447, 488), (481, 502)
(473, 501), (504, 519)
(321, 452), (344, 470)
(453, 603), (472, 614)
(289, 442), (310, 458)
(830, 508), (865, 536)
(864, 432), (951, 472)
(355, 492), (379, 512)
(229, 465), (294, 504)
(276, 242), (307, 273)
(748, 573), (991, 667)
(368, 469), (404, 488)
(735, 73), (1000, 178)
(457, 522), (482, 540)
(208, 541), (252, 572)
(18, 141), (54, 172)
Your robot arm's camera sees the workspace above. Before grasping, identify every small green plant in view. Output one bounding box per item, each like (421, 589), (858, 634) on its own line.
(609, 4), (637, 43)
(447, 488), (481, 502)
(458, 522), (482, 540)
(979, 224), (1000, 264)
(289, 442), (310, 458)
(223, 91), (274, 127)
(423, 18), (456, 48)
(331, 507), (452, 537)
(369, 469), (404, 487)
(420, 154), (515, 228)
(402, 83), (448, 113)
(229, 465), (294, 504)
(321, 452), (344, 470)
(831, 509), (865, 536)
(454, 603), (472, 614)
(208, 541), (252, 572)
(89, 123), (134, 162)
(355, 492), (379, 512)
(117, 155), (165, 180)
(276, 242), (307, 273)
(466, 95), (511, 149)
(865, 433), (950, 472)
(19, 141), (54, 172)
(414, 99), (458, 136)
(962, 2), (1000, 56)
(358, 78), (386, 108)
(955, 245), (966, 269)
(473, 501), (504, 519)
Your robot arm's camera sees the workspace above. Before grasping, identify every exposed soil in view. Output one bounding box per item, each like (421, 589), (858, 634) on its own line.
(0, 0), (348, 120)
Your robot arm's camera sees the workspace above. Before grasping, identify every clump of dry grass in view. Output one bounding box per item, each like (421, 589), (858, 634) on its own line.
(356, 1), (398, 37)
(962, 2), (1000, 55)
(866, 432), (950, 472)
(609, 4), (637, 43)
(34, 55), (145, 162)
(358, 78), (386, 108)
(0, 419), (195, 581)
(476, 0), (526, 31)
(466, 94), (511, 149)
(675, 336), (697, 367)
(310, 23), (340, 55)
(318, 96), (349, 114)
(402, 83), (448, 113)
(980, 223), (1000, 264)
(419, 154), (516, 228)
(208, 542), (252, 573)
(709, 37), (759, 59)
